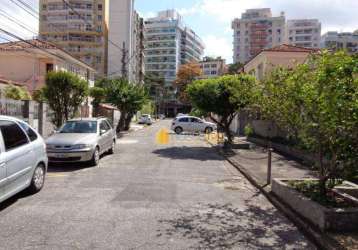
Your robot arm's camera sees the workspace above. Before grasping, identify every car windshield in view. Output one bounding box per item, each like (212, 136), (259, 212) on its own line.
(59, 121), (97, 134)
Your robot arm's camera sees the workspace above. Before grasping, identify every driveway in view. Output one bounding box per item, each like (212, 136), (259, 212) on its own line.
(0, 120), (315, 249)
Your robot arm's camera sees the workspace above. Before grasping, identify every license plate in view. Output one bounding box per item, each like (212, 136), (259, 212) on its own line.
(54, 154), (67, 158)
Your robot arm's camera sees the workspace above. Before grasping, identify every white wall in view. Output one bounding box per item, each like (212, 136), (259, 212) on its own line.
(108, 0), (134, 80)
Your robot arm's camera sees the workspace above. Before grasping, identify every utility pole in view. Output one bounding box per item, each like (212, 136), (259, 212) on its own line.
(121, 42), (128, 79)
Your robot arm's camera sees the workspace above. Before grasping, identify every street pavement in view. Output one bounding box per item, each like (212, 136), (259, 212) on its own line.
(0, 120), (315, 250)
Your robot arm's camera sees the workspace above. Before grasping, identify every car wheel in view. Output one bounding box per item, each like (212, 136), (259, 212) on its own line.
(108, 140), (115, 154)
(28, 164), (46, 194)
(90, 147), (100, 166)
(205, 127), (213, 134)
(175, 127), (183, 134)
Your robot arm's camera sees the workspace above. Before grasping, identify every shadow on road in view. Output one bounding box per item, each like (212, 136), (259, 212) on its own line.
(156, 202), (312, 249)
(0, 190), (29, 212)
(152, 146), (223, 161)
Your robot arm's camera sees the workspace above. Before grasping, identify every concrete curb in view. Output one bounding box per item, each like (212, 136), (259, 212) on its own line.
(211, 143), (346, 250)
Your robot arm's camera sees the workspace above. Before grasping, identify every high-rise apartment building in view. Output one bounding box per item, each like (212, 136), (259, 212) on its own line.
(39, 0), (109, 76)
(232, 8), (286, 63)
(108, 0), (144, 83)
(132, 11), (145, 84)
(321, 30), (358, 54)
(144, 10), (204, 93)
(286, 19), (321, 48)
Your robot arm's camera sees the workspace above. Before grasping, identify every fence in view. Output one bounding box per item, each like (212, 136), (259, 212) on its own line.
(0, 98), (55, 138)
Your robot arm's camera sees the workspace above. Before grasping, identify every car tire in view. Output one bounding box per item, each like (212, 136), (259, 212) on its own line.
(28, 164), (46, 194)
(108, 140), (115, 154)
(205, 127), (213, 134)
(90, 147), (100, 166)
(175, 127), (183, 134)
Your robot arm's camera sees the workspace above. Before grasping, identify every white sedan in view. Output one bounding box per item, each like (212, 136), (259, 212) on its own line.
(171, 116), (217, 134)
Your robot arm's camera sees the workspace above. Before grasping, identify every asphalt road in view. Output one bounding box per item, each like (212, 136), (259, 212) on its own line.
(0, 120), (315, 250)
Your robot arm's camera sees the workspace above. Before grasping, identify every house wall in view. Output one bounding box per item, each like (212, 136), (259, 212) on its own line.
(244, 51), (310, 81)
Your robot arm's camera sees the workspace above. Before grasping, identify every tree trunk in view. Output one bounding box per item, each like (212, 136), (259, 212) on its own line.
(224, 124), (233, 144)
(124, 114), (133, 131)
(116, 111), (127, 133)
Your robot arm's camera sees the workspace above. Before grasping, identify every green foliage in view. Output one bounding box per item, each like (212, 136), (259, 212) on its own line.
(261, 51), (358, 192)
(187, 74), (259, 142)
(244, 124), (254, 137)
(91, 78), (149, 131)
(43, 71), (89, 127)
(140, 101), (155, 115)
(189, 108), (208, 118)
(4, 84), (31, 100)
(286, 180), (349, 208)
(227, 62), (244, 75)
(32, 88), (46, 102)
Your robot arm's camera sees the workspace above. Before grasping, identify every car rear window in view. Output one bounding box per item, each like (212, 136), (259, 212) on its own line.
(19, 122), (38, 141)
(0, 120), (29, 151)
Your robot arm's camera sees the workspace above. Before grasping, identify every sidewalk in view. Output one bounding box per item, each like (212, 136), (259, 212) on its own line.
(223, 139), (315, 188)
(218, 137), (357, 250)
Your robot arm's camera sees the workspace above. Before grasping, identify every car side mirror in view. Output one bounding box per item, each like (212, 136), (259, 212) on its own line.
(100, 129), (106, 135)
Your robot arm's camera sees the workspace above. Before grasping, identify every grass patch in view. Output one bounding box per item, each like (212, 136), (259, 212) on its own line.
(286, 180), (356, 208)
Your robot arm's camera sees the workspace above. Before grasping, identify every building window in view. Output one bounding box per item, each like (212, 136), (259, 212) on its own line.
(42, 4), (47, 10)
(98, 15), (102, 21)
(98, 4), (102, 11)
(86, 4), (92, 9)
(46, 63), (54, 72)
(97, 26), (102, 32)
(211, 71), (217, 75)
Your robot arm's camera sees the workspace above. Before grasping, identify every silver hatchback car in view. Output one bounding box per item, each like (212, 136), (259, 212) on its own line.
(46, 118), (116, 166)
(0, 116), (47, 203)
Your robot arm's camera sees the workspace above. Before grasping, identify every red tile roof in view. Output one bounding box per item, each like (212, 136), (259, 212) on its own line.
(0, 39), (58, 51)
(263, 44), (320, 53)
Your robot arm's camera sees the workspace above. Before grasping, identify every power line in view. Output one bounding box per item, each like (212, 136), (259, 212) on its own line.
(16, 0), (39, 16)
(8, 0), (38, 19)
(0, 9), (38, 35)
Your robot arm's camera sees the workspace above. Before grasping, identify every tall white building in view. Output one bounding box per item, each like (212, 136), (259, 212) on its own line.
(108, 0), (144, 83)
(232, 9), (286, 63)
(144, 10), (204, 97)
(287, 19), (321, 49)
(321, 31), (358, 54)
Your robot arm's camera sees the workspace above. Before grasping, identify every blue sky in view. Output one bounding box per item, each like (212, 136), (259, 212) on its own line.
(135, 0), (358, 63)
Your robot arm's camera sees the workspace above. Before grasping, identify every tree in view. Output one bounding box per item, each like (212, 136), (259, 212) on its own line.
(187, 74), (259, 143)
(260, 51), (358, 195)
(43, 71), (89, 127)
(227, 62), (244, 75)
(4, 84), (31, 100)
(90, 78), (148, 132)
(175, 62), (202, 103)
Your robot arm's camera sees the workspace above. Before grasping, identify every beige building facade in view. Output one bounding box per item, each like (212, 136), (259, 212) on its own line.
(39, 0), (109, 76)
(199, 57), (226, 78)
(0, 39), (95, 90)
(244, 44), (318, 81)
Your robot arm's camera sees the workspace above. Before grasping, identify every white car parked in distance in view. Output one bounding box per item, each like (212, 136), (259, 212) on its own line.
(171, 116), (217, 134)
(0, 116), (47, 203)
(138, 114), (153, 125)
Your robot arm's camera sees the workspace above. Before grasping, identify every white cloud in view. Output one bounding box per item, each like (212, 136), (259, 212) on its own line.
(202, 35), (232, 62)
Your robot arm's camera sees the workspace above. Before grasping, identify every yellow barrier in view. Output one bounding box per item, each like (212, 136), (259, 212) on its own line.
(205, 132), (225, 144)
(156, 128), (170, 145)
